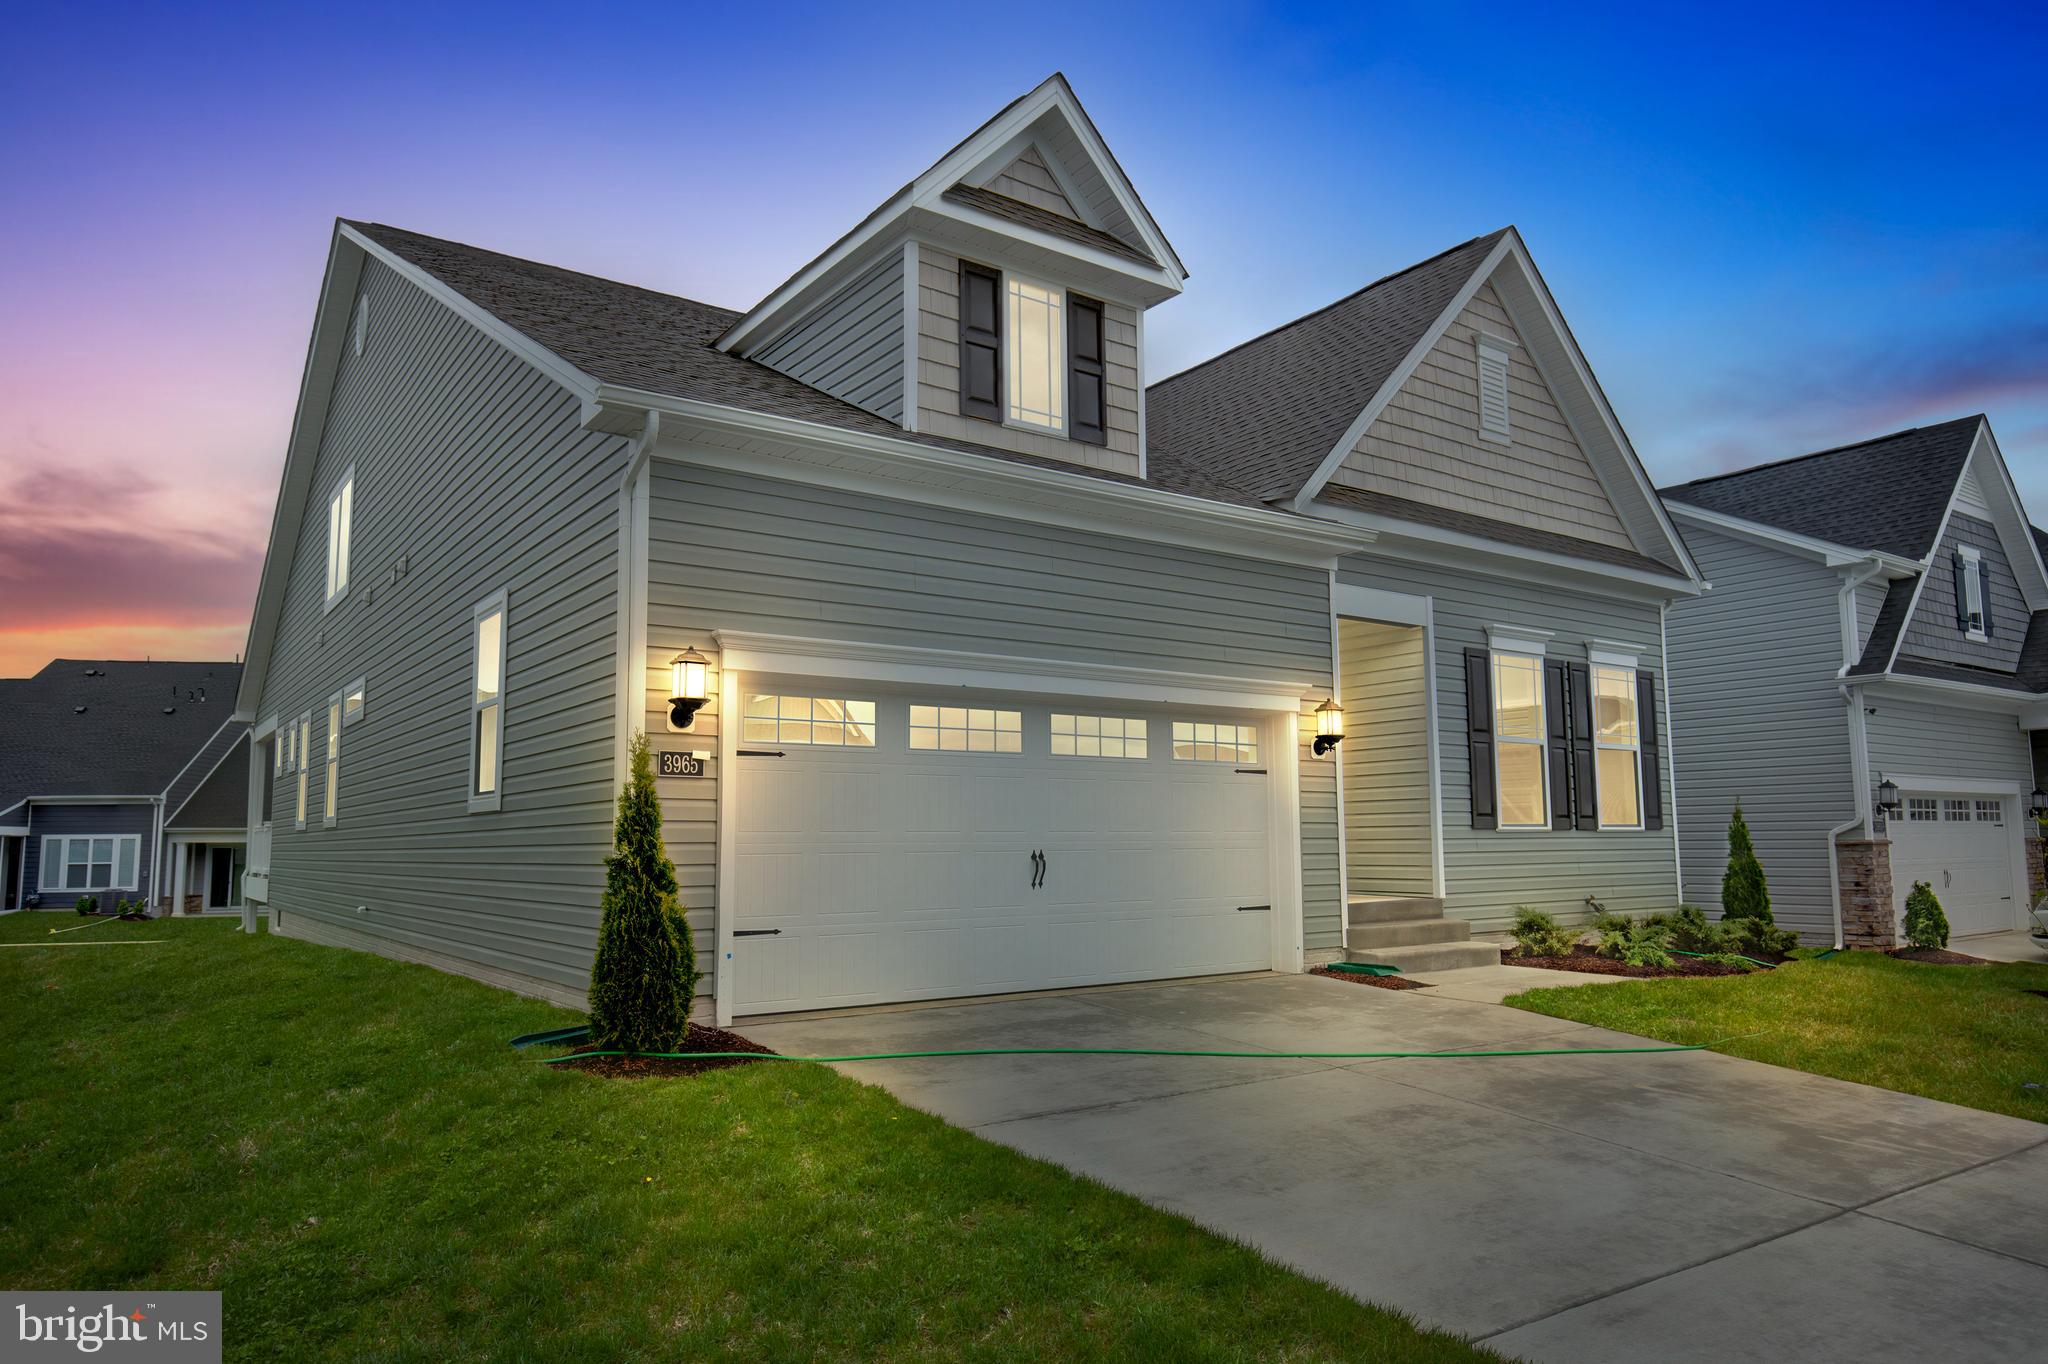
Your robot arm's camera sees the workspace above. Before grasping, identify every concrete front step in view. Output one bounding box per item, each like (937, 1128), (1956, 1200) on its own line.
(1344, 940), (1503, 973)
(1347, 916), (1474, 949)
(1348, 894), (1445, 925)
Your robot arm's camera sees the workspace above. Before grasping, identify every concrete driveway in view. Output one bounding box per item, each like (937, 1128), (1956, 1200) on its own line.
(743, 971), (2048, 1362)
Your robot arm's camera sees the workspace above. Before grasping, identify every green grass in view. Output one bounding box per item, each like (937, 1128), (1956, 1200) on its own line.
(1506, 949), (2048, 1121)
(0, 914), (1492, 1363)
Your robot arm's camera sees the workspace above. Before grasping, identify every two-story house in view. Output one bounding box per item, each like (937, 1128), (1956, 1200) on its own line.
(234, 75), (1703, 1022)
(1663, 415), (2048, 947)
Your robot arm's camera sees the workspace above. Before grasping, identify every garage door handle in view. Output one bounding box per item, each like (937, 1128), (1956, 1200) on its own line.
(1235, 768), (1267, 775)
(1031, 849), (1045, 889)
(1237, 904), (1271, 912)
(738, 749), (786, 758)
(733, 928), (781, 938)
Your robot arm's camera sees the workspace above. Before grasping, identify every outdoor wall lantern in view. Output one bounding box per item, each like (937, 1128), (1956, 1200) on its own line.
(668, 648), (710, 729)
(2030, 787), (2047, 821)
(1312, 697), (1345, 758)
(1876, 775), (1901, 816)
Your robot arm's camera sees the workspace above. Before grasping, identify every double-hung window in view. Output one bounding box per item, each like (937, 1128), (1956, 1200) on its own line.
(41, 835), (139, 893)
(1491, 652), (1548, 828)
(295, 712), (311, 829)
(324, 692), (343, 826)
(957, 261), (1105, 443)
(470, 592), (507, 810)
(325, 468), (354, 607)
(1591, 666), (1642, 829)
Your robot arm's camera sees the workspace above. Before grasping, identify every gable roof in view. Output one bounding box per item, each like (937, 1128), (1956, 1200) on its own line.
(1662, 417), (1983, 559)
(1847, 575), (1918, 676)
(348, 222), (1265, 509)
(166, 734), (250, 831)
(1147, 230), (1509, 503)
(0, 659), (242, 816)
(940, 184), (1157, 266)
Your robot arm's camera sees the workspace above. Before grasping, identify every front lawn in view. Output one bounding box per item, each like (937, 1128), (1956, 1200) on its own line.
(0, 914), (1492, 1362)
(1507, 949), (2048, 1121)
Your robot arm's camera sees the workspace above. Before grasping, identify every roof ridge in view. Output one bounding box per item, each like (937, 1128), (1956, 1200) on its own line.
(349, 221), (745, 321)
(1665, 414), (1984, 492)
(1148, 227), (1510, 391)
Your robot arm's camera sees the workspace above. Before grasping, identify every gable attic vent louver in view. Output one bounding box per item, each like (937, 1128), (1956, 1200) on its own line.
(1476, 335), (1513, 443)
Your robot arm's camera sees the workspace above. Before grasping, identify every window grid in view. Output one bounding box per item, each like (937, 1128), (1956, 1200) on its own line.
(1976, 799), (2004, 825)
(1491, 652), (1548, 829)
(910, 705), (1021, 753)
(742, 696), (876, 747)
(1172, 720), (1258, 765)
(1943, 798), (1972, 822)
(1907, 797), (1939, 822)
(1591, 666), (1642, 829)
(1051, 714), (1148, 760)
(1005, 277), (1065, 430)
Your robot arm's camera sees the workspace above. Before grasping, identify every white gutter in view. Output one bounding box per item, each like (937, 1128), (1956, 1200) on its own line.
(1660, 601), (1683, 902)
(1834, 559), (1887, 677)
(613, 409), (660, 790)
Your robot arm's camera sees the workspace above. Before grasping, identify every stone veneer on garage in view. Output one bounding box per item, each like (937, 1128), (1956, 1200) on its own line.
(1836, 837), (1896, 950)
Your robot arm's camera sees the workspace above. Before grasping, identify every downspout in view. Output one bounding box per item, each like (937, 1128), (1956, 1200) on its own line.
(146, 796), (165, 912)
(1659, 601), (1683, 902)
(613, 410), (660, 791)
(1826, 559), (1886, 951)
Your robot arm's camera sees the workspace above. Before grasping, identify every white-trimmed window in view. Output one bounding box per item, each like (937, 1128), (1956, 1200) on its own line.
(352, 293), (368, 357)
(342, 679), (366, 726)
(910, 705), (1020, 753)
(742, 695), (875, 747)
(1052, 714), (1148, 759)
(1005, 277), (1065, 430)
(1958, 546), (1986, 640)
(470, 592), (507, 810)
(1172, 720), (1258, 764)
(324, 467), (354, 606)
(1591, 666), (1642, 829)
(1492, 652), (1548, 828)
(40, 835), (139, 892)
(1943, 798), (1971, 822)
(324, 692), (343, 826)
(273, 722), (285, 775)
(295, 712), (311, 828)
(1477, 335), (1513, 443)
(1976, 799), (2004, 825)
(1907, 796), (1938, 822)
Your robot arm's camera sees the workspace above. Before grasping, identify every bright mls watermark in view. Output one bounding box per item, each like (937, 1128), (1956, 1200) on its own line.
(8, 1292), (219, 1361)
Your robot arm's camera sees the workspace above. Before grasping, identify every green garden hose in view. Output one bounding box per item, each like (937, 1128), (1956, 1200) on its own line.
(539, 1041), (1718, 1065)
(1666, 948), (1778, 969)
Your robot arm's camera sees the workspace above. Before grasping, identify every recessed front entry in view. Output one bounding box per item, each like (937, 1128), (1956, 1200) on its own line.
(1339, 616), (1435, 897)
(728, 686), (1274, 1014)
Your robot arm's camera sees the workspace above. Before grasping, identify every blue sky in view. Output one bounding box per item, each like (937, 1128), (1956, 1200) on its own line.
(1, 1), (2043, 667)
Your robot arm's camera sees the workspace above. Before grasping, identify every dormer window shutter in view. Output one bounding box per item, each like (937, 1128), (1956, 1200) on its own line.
(958, 261), (1002, 421)
(1068, 294), (1107, 446)
(1463, 649), (1496, 830)
(1953, 552), (1971, 630)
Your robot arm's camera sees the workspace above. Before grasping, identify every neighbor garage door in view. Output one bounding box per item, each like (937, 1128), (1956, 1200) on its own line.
(1888, 792), (2019, 937)
(728, 685), (1274, 1015)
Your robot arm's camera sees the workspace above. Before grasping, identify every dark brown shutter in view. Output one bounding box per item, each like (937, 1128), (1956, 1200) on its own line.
(1544, 661), (1573, 830)
(1638, 669), (1663, 831)
(1464, 649), (1496, 830)
(1953, 553), (1971, 630)
(1069, 294), (1107, 446)
(1568, 663), (1599, 830)
(958, 261), (1002, 421)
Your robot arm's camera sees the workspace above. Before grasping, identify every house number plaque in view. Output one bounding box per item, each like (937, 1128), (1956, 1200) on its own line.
(658, 751), (707, 778)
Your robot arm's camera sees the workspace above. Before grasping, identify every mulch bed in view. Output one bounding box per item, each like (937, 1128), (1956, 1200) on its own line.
(1888, 947), (1990, 965)
(1309, 965), (1432, 990)
(1502, 945), (1753, 978)
(550, 1025), (778, 1078)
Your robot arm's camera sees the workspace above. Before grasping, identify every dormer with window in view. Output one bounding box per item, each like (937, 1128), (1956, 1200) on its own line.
(718, 75), (1184, 479)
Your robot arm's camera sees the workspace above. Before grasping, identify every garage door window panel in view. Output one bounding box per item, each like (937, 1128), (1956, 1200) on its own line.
(911, 705), (1021, 753)
(1173, 721), (1257, 764)
(745, 695), (876, 747)
(1051, 713), (1148, 759)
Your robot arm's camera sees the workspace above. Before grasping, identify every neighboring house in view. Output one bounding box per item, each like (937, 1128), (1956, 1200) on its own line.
(234, 74), (1702, 1022)
(0, 659), (249, 913)
(1662, 416), (2048, 946)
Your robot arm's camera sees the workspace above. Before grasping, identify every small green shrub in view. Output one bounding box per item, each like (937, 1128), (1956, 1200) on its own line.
(1722, 802), (1773, 923)
(1903, 880), (1950, 950)
(1509, 907), (1579, 958)
(588, 734), (698, 1054)
(1595, 914), (1673, 968)
(1722, 915), (1800, 960)
(1666, 904), (1735, 954)
(74, 895), (98, 916)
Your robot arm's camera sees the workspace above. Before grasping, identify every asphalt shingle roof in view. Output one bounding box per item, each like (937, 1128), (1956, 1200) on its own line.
(349, 222), (1268, 508)
(1144, 230), (1510, 502)
(941, 185), (1158, 266)
(1662, 417), (1982, 559)
(0, 660), (242, 816)
(166, 737), (249, 830)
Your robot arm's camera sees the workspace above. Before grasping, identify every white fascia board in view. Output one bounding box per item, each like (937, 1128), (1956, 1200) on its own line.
(156, 717), (240, 802)
(1961, 419), (2048, 608)
(714, 631), (1311, 713)
(1332, 583), (1431, 626)
(1664, 502), (1920, 575)
(1311, 497), (1700, 601)
(593, 385), (1369, 567)
(1881, 772), (2028, 797)
(1290, 234), (1514, 514)
(918, 199), (1180, 300)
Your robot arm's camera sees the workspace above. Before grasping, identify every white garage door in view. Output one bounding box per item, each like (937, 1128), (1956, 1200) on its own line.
(728, 686), (1274, 1015)
(1889, 793), (2018, 937)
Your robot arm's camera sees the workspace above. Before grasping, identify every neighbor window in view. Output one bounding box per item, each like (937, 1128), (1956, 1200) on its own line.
(742, 695), (876, 747)
(1592, 666), (1642, 829)
(324, 693), (342, 826)
(40, 835), (139, 892)
(295, 712), (311, 829)
(325, 468), (354, 605)
(909, 705), (1021, 753)
(470, 593), (507, 809)
(1172, 720), (1258, 764)
(1006, 277), (1064, 430)
(1052, 714), (1148, 759)
(1492, 652), (1548, 829)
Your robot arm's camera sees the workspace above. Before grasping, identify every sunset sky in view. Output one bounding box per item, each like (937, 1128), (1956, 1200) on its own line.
(3, 2), (2045, 676)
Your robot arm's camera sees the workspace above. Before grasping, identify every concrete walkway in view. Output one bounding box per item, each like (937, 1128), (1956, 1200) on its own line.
(1960, 929), (2048, 964)
(743, 971), (2048, 1362)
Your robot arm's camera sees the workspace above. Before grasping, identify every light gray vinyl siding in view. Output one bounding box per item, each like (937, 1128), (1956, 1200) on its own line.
(253, 257), (627, 1000)
(643, 463), (1337, 982)
(1898, 513), (2027, 672)
(1336, 555), (1679, 931)
(1665, 526), (1856, 939)
(1339, 619), (1433, 895)
(755, 254), (905, 423)
(24, 802), (156, 908)
(1864, 697), (2032, 787)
